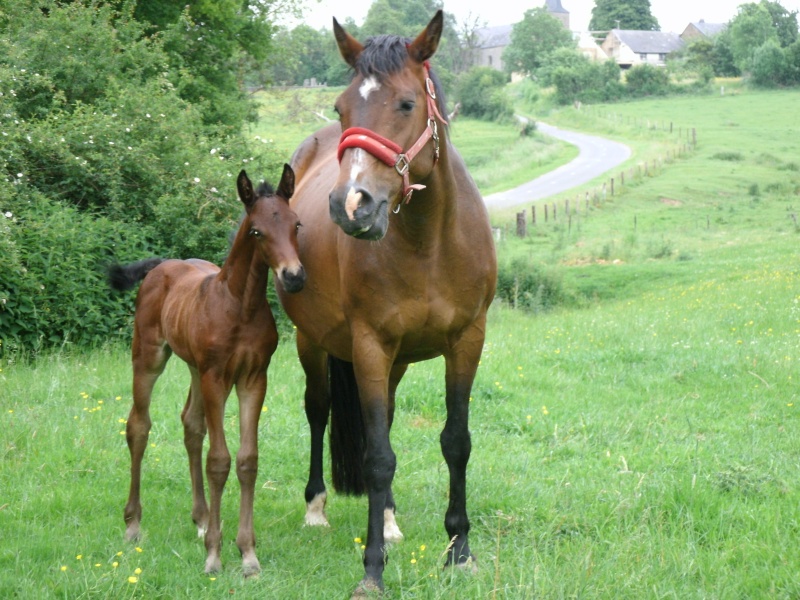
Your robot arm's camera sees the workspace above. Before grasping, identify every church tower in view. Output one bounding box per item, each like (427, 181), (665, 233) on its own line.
(545, 0), (570, 29)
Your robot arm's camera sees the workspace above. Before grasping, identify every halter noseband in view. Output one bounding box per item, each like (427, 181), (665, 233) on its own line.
(336, 62), (447, 210)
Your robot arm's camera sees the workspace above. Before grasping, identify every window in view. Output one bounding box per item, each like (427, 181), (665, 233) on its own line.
(639, 53), (647, 61)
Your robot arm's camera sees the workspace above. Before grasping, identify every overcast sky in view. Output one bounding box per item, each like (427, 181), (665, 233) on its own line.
(283, 0), (800, 34)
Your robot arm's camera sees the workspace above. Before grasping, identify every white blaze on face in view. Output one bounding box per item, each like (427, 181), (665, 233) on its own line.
(344, 186), (362, 221)
(359, 76), (380, 100)
(343, 147), (370, 221)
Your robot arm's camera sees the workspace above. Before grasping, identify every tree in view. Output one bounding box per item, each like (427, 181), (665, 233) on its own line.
(589, 0), (659, 32)
(728, 2), (778, 73)
(750, 38), (788, 86)
(760, 0), (799, 48)
(501, 7), (576, 78)
(117, 0), (297, 128)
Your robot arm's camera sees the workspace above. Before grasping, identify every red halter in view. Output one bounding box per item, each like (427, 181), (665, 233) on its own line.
(337, 62), (448, 209)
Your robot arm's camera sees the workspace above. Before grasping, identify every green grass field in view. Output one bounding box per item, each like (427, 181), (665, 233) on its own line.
(1, 85), (799, 598)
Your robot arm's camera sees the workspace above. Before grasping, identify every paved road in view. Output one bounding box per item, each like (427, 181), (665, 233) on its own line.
(483, 122), (631, 210)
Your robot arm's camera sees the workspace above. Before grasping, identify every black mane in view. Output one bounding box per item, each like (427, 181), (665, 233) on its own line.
(355, 35), (447, 120)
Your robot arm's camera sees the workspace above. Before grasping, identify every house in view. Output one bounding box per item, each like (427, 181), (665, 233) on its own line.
(680, 20), (727, 42)
(473, 24), (513, 71)
(473, 0), (570, 72)
(600, 29), (685, 68)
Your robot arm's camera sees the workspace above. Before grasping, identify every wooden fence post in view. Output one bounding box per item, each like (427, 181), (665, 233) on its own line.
(531, 205), (536, 226)
(516, 211), (526, 237)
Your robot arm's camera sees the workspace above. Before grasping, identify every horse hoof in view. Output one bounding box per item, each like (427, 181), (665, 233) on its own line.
(204, 557), (222, 574)
(304, 492), (330, 527)
(453, 555), (478, 575)
(351, 578), (383, 599)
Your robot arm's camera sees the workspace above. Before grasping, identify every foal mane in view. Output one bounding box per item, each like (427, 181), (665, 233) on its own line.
(354, 35), (447, 121)
(255, 181), (274, 198)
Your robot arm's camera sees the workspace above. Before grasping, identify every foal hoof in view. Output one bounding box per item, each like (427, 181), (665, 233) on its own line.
(204, 556), (222, 575)
(124, 524), (141, 543)
(242, 556), (261, 579)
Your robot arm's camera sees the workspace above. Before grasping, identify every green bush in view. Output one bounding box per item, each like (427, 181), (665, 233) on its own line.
(496, 256), (572, 313)
(455, 67), (513, 121)
(0, 1), (284, 356)
(624, 64), (672, 97)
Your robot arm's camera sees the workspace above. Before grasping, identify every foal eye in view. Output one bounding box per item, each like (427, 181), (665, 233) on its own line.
(249, 228), (263, 238)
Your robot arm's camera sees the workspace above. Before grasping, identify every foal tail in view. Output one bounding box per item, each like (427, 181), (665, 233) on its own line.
(328, 356), (367, 496)
(107, 258), (165, 292)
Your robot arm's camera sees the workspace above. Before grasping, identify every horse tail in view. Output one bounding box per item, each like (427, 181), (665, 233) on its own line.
(107, 258), (165, 292)
(328, 356), (367, 496)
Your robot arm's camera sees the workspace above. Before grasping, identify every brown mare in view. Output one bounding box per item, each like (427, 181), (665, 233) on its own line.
(276, 12), (497, 596)
(108, 166), (305, 577)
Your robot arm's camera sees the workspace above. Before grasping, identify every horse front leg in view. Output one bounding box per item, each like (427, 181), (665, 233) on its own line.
(297, 335), (331, 527)
(351, 346), (396, 597)
(233, 371), (267, 577)
(182, 370), (208, 537)
(201, 374), (233, 574)
(439, 325), (486, 572)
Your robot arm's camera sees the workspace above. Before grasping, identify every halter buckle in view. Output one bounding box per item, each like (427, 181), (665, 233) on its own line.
(394, 155), (410, 176)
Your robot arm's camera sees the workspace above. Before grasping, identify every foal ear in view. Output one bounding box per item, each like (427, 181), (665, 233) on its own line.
(333, 16), (364, 69)
(407, 10), (444, 64)
(276, 163), (295, 201)
(237, 169), (256, 208)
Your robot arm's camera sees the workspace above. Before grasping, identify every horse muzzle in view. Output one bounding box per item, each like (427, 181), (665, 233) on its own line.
(329, 185), (389, 241)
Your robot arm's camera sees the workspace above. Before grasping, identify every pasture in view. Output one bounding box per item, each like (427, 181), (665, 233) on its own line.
(1, 86), (799, 598)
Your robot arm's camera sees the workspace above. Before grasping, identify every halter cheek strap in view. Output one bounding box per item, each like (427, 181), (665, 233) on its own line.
(337, 63), (447, 209)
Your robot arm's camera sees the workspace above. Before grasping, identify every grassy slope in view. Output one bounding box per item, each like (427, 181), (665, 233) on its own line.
(1, 86), (799, 598)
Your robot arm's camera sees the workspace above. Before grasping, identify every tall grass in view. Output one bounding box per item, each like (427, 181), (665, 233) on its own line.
(1, 86), (799, 598)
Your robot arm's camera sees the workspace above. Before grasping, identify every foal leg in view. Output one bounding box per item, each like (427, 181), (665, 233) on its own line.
(124, 337), (170, 542)
(182, 370), (209, 537)
(201, 373), (233, 574)
(298, 335), (331, 527)
(233, 371), (267, 577)
(440, 324), (486, 571)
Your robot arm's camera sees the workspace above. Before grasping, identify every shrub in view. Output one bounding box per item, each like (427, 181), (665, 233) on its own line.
(455, 67), (513, 121)
(624, 64), (672, 97)
(495, 256), (571, 313)
(0, 1), (283, 356)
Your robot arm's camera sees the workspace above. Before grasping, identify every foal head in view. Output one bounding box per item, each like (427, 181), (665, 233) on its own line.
(328, 11), (447, 240)
(237, 165), (305, 293)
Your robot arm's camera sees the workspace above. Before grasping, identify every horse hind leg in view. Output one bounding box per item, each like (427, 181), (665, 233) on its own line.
(182, 370), (209, 537)
(233, 373), (267, 578)
(299, 338), (331, 527)
(124, 339), (170, 542)
(383, 363), (407, 544)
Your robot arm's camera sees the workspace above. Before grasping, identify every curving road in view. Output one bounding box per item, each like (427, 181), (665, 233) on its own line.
(483, 122), (631, 210)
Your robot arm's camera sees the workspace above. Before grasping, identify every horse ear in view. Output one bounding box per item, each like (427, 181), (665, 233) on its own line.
(333, 16), (363, 68)
(406, 10), (444, 64)
(276, 163), (295, 201)
(237, 169), (256, 208)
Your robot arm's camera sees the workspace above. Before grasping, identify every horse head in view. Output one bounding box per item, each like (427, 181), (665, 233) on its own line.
(328, 11), (447, 240)
(237, 165), (306, 293)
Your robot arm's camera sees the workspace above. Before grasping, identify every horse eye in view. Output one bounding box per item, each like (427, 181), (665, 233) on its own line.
(295, 222), (302, 232)
(249, 228), (262, 238)
(399, 100), (415, 112)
